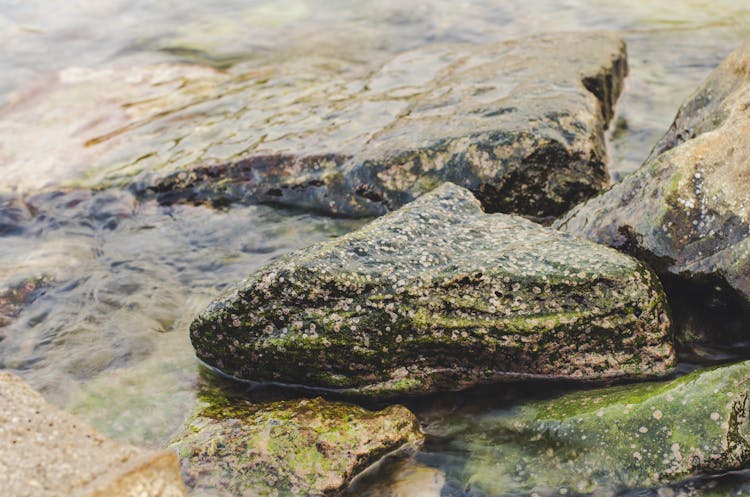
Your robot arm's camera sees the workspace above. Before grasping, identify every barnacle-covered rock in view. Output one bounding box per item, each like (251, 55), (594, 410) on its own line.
(190, 183), (674, 396)
(170, 395), (423, 497)
(0, 32), (626, 219)
(464, 360), (750, 495)
(556, 41), (750, 354)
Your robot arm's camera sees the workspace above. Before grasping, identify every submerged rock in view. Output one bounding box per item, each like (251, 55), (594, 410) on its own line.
(0, 371), (186, 497)
(1, 32), (626, 219)
(463, 360), (750, 495)
(0, 275), (51, 328)
(556, 41), (750, 353)
(170, 395), (423, 497)
(191, 183), (674, 396)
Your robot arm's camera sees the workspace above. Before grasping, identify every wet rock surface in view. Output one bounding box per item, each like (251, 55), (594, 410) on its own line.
(170, 395), (423, 497)
(0, 32), (626, 219)
(460, 360), (750, 496)
(555, 41), (750, 353)
(0, 371), (186, 497)
(191, 183), (674, 396)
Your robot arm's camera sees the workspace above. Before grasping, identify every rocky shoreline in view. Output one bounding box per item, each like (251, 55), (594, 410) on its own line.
(2, 28), (750, 497)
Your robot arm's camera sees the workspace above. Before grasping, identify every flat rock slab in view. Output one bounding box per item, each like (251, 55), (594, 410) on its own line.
(0, 371), (186, 497)
(0, 32), (626, 219)
(170, 396), (423, 497)
(464, 359), (750, 494)
(191, 183), (674, 397)
(556, 41), (750, 350)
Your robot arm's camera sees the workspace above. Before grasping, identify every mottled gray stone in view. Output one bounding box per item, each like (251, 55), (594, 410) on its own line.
(556, 41), (750, 353)
(191, 183), (674, 397)
(1, 32), (626, 219)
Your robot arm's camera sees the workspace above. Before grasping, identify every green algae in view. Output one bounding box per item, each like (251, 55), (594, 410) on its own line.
(170, 394), (423, 497)
(463, 361), (750, 496)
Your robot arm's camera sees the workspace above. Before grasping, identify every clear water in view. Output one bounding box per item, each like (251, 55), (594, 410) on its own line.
(2, 1), (750, 495)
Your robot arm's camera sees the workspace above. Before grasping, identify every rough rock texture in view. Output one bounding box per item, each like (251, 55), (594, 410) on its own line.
(0, 371), (186, 497)
(191, 183), (674, 396)
(1, 32), (626, 219)
(170, 396), (423, 497)
(465, 360), (750, 495)
(556, 41), (750, 352)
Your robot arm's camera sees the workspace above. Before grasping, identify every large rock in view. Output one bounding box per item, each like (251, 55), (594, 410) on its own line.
(0, 371), (186, 497)
(556, 41), (750, 353)
(0, 32), (626, 219)
(462, 360), (750, 495)
(170, 395), (423, 497)
(191, 183), (674, 396)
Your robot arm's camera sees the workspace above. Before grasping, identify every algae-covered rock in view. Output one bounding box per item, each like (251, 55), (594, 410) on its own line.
(191, 183), (674, 396)
(170, 396), (423, 497)
(555, 41), (750, 351)
(463, 360), (750, 496)
(1, 32), (626, 219)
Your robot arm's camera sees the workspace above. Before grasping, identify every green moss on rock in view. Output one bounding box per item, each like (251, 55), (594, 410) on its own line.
(464, 360), (750, 495)
(169, 396), (423, 497)
(191, 183), (674, 397)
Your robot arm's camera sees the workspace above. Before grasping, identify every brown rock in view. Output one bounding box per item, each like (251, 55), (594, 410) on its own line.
(555, 40), (750, 356)
(0, 371), (186, 497)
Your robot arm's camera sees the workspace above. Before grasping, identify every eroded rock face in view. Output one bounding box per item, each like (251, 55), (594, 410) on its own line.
(170, 396), (423, 497)
(191, 183), (674, 396)
(555, 41), (750, 351)
(1, 32), (626, 219)
(0, 372), (186, 497)
(464, 360), (750, 495)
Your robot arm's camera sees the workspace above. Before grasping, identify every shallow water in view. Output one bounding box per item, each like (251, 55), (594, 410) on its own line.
(2, 1), (750, 496)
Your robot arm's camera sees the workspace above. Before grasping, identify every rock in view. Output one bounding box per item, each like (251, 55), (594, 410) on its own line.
(169, 395), (423, 497)
(0, 371), (186, 497)
(0, 275), (51, 328)
(191, 183), (674, 396)
(380, 465), (447, 497)
(555, 41), (750, 355)
(463, 360), (750, 495)
(0, 32), (627, 219)
(347, 461), (448, 497)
